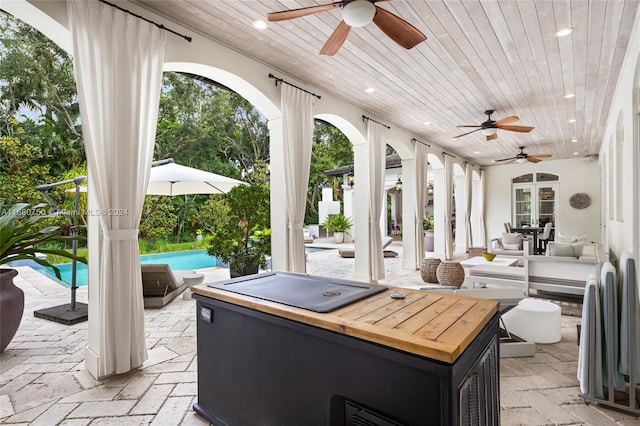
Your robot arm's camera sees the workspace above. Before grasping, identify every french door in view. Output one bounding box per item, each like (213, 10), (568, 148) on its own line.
(512, 183), (558, 228)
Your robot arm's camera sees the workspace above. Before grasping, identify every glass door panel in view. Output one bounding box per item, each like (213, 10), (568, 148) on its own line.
(537, 186), (557, 227)
(514, 187), (532, 227)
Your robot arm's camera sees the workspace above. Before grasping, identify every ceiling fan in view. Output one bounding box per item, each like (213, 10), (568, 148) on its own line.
(452, 109), (534, 142)
(495, 146), (552, 164)
(267, 0), (427, 56)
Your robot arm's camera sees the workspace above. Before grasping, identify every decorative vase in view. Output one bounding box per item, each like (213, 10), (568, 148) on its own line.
(424, 230), (434, 252)
(0, 268), (24, 353)
(334, 231), (344, 244)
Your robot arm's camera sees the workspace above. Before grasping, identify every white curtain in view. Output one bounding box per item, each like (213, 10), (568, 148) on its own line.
(414, 143), (426, 266)
(69, 1), (166, 374)
(281, 84), (314, 273)
(464, 162), (473, 251)
(368, 121), (386, 281)
(443, 155), (454, 259)
(477, 169), (487, 246)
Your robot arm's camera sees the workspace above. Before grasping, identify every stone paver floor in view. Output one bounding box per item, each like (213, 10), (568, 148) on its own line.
(1, 241), (639, 425)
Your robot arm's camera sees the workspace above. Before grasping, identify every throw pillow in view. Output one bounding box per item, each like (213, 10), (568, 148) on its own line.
(502, 232), (522, 249)
(556, 233), (587, 243)
(547, 242), (579, 258)
(572, 242), (584, 257)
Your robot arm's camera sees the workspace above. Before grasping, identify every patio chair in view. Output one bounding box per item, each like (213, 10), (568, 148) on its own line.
(338, 236), (398, 258)
(141, 264), (193, 308)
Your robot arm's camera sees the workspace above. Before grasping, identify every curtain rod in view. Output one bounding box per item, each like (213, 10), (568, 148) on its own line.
(442, 151), (456, 158)
(464, 160), (476, 167)
(268, 73), (321, 99)
(362, 115), (390, 129)
(411, 138), (431, 147)
(98, 0), (192, 42)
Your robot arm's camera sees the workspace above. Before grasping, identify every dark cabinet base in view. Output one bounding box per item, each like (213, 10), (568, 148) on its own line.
(194, 295), (500, 426)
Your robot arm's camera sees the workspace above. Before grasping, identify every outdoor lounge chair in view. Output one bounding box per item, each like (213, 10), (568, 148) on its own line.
(338, 236), (398, 258)
(141, 264), (193, 308)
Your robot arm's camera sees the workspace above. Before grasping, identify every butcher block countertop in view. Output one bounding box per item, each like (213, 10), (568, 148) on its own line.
(193, 283), (498, 364)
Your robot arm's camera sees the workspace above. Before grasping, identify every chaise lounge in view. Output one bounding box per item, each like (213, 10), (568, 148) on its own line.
(338, 236), (398, 258)
(141, 264), (194, 308)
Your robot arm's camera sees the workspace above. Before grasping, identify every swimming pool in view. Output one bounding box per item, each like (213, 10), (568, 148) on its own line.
(36, 246), (332, 287)
(38, 250), (221, 288)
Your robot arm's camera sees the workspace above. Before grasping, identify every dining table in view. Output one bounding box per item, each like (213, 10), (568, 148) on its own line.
(511, 226), (544, 254)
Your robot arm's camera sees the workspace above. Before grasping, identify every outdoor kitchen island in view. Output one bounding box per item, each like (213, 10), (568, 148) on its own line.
(192, 272), (500, 426)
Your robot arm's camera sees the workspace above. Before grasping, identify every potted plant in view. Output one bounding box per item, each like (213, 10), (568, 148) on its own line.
(206, 184), (271, 278)
(322, 213), (353, 243)
(0, 203), (86, 353)
(423, 216), (435, 252)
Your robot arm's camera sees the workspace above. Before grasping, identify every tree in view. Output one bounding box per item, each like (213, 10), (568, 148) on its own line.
(305, 120), (353, 224)
(0, 11), (83, 174)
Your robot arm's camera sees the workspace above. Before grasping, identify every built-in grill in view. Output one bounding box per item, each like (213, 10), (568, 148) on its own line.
(207, 271), (387, 312)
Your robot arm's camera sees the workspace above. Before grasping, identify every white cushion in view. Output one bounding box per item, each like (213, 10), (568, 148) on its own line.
(555, 233), (587, 243)
(547, 242), (583, 258)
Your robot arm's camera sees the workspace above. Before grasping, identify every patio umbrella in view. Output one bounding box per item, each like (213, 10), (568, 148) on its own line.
(147, 161), (247, 196)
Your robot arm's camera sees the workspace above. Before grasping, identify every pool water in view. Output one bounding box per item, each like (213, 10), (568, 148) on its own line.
(39, 250), (221, 288)
(37, 247), (332, 288)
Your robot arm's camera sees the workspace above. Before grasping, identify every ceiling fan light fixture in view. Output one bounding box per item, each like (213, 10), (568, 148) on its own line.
(481, 128), (498, 136)
(342, 0), (376, 27)
(515, 158), (528, 163)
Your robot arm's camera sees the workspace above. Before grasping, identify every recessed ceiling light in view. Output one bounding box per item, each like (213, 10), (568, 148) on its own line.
(564, 93), (575, 98)
(568, 119), (577, 123)
(365, 87), (376, 93)
(571, 138), (578, 143)
(573, 152), (579, 155)
(474, 151), (480, 154)
(252, 19), (269, 30)
(555, 28), (573, 37)
(423, 121), (432, 125)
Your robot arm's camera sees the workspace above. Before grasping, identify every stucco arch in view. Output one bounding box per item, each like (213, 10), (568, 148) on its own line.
(427, 153), (444, 169)
(386, 137), (413, 159)
(165, 62), (279, 121)
(315, 113), (367, 146)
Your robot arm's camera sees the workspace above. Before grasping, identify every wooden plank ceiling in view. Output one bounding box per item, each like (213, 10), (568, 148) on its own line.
(133, 0), (639, 166)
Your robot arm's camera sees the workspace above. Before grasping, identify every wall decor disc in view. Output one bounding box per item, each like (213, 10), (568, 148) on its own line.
(569, 193), (591, 209)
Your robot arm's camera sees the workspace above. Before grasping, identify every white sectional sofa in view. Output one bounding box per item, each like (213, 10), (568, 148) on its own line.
(468, 242), (605, 297)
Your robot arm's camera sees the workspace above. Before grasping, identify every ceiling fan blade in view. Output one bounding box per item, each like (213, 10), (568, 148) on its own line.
(456, 125), (481, 128)
(498, 124), (535, 133)
(372, 6), (427, 49)
(495, 156), (517, 162)
(486, 133), (498, 142)
(319, 21), (351, 56)
(267, 2), (342, 22)
(527, 157), (541, 163)
(451, 128), (481, 140)
(493, 115), (519, 126)
(529, 154), (552, 159)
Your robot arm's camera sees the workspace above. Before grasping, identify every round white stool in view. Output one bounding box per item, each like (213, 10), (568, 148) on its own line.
(182, 273), (205, 300)
(502, 298), (561, 343)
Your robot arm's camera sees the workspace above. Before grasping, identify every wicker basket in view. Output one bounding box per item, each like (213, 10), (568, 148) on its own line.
(420, 258), (441, 283)
(436, 261), (465, 288)
(467, 246), (487, 258)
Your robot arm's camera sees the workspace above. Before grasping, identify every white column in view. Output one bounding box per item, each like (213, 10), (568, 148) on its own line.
(433, 168), (446, 258)
(401, 158), (418, 270)
(352, 143), (372, 282)
(85, 168), (104, 378)
(454, 174), (467, 254)
(343, 184), (355, 243)
(268, 117), (288, 271)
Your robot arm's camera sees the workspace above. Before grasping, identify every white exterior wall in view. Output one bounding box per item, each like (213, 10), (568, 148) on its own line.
(484, 158), (601, 244)
(599, 7), (640, 263)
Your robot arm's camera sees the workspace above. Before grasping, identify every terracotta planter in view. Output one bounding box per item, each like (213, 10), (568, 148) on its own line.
(0, 268), (24, 353)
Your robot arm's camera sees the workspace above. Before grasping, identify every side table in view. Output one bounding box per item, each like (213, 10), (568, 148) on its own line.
(420, 258), (441, 283)
(436, 261), (465, 288)
(183, 273), (205, 299)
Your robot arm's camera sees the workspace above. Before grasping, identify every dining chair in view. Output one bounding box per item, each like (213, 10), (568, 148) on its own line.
(537, 222), (553, 254)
